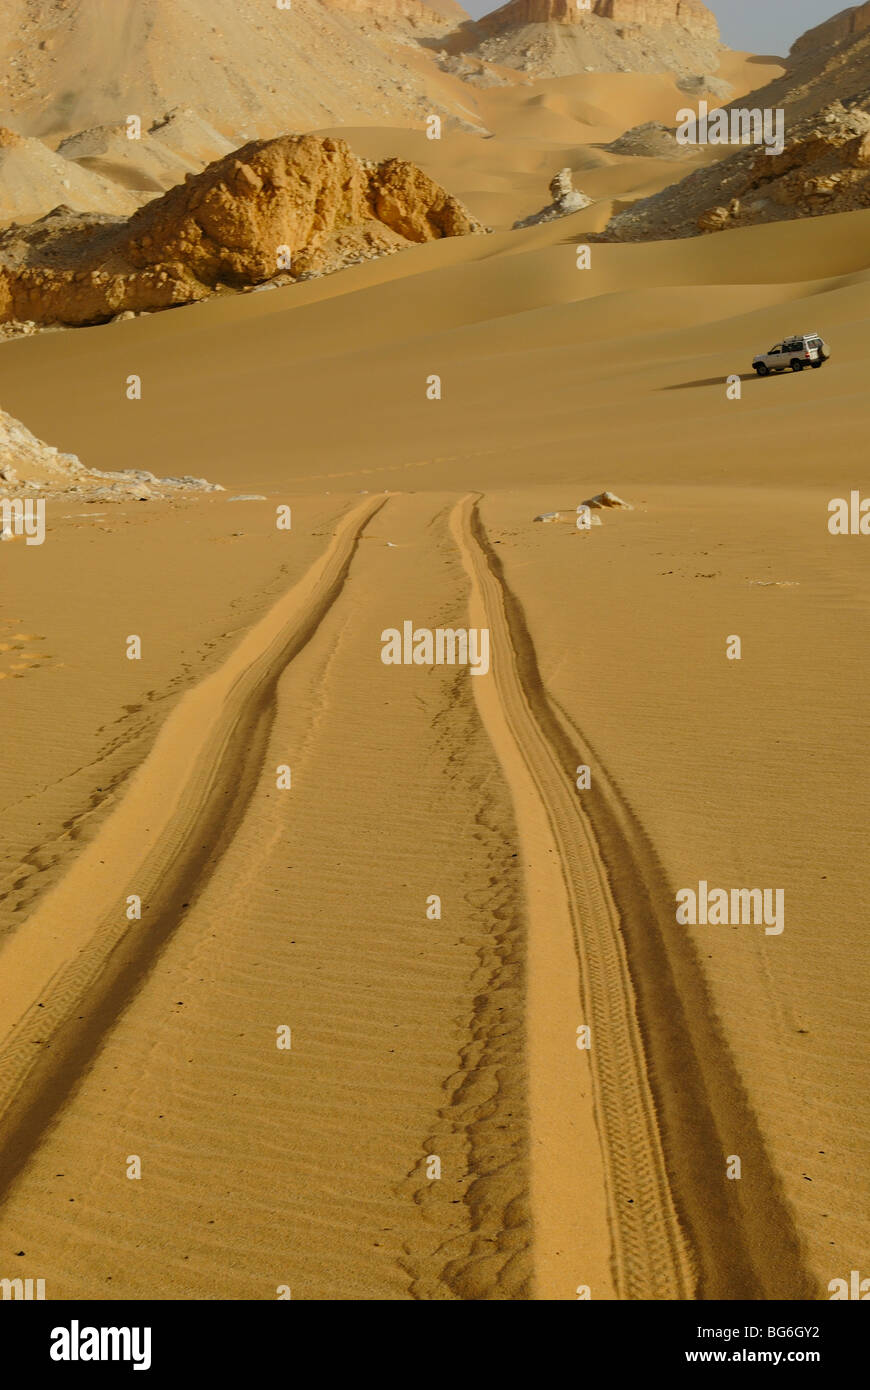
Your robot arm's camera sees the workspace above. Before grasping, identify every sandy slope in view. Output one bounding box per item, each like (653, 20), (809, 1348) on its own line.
(0, 0), (482, 140)
(0, 72), (867, 1299)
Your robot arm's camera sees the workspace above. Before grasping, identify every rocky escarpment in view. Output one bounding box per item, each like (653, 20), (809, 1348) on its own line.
(790, 1), (870, 60)
(0, 134), (486, 328)
(699, 1), (870, 132)
(488, 0), (716, 39)
(454, 0), (721, 78)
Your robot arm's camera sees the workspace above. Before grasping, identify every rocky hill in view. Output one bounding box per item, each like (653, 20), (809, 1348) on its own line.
(602, 100), (870, 240)
(600, 3), (870, 240)
(726, 0), (870, 127)
(446, 0), (721, 79)
(790, 1), (870, 59)
(0, 0), (484, 140)
(0, 132), (486, 328)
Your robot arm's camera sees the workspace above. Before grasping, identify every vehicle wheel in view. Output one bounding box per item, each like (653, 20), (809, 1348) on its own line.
(811, 361), (823, 369)
(755, 364), (769, 376)
(791, 359), (804, 371)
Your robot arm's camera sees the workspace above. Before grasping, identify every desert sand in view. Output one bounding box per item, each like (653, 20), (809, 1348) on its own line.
(0, 2), (867, 1303)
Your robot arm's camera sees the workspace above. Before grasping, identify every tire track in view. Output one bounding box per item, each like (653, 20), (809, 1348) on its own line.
(451, 492), (695, 1300)
(453, 492), (815, 1301)
(0, 494), (386, 1196)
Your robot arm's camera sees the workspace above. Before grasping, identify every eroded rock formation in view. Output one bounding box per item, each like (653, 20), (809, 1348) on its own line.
(0, 134), (486, 327)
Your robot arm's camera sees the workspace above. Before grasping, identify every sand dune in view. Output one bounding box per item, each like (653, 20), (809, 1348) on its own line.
(321, 71), (724, 228)
(4, 206), (870, 487)
(2, 194), (868, 1297)
(0, 6), (867, 1306)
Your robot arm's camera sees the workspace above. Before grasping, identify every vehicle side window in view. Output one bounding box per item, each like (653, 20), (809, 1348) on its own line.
(770, 346), (782, 354)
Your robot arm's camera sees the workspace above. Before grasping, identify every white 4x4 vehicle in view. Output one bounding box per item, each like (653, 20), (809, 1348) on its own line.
(753, 334), (830, 375)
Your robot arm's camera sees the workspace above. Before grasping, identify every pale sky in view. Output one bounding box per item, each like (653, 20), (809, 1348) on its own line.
(460, 0), (852, 58)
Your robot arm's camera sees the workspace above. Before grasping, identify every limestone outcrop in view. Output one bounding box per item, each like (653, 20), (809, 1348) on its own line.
(0, 134), (486, 327)
(0, 405), (222, 500)
(512, 168), (592, 228)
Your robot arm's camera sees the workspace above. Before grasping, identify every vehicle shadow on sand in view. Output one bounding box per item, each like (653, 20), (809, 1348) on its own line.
(663, 373), (784, 391)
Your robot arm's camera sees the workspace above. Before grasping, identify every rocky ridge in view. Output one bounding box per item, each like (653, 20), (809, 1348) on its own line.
(790, 1), (870, 60)
(602, 98), (870, 240)
(482, 1), (716, 39)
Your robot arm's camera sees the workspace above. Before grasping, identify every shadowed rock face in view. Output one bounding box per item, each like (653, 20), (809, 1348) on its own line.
(0, 134), (486, 328)
(790, 0), (870, 61)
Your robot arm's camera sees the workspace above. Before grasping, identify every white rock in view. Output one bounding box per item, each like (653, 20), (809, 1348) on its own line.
(582, 491), (633, 510)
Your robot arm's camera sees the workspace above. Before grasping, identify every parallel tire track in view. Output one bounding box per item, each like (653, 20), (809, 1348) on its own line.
(452, 492), (695, 1299)
(454, 492), (815, 1302)
(0, 495), (386, 1196)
